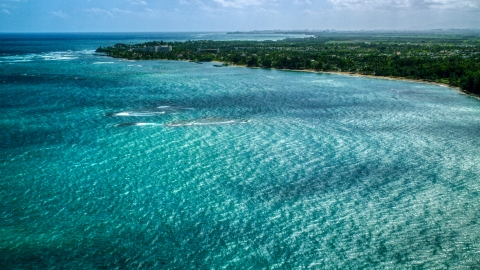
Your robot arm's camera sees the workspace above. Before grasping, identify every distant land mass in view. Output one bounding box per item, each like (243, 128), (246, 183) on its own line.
(227, 29), (480, 35)
(97, 30), (480, 95)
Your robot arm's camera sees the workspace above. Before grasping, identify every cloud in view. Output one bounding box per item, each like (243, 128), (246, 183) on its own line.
(142, 7), (162, 16)
(84, 8), (113, 16)
(0, 0), (24, 12)
(127, 0), (147, 5)
(212, 0), (265, 8)
(51, 10), (68, 18)
(253, 6), (279, 13)
(302, 8), (328, 15)
(327, 0), (480, 10)
(328, 0), (414, 9)
(83, 7), (164, 18)
(294, 0), (311, 4)
(422, 0), (480, 9)
(112, 8), (132, 14)
(185, 0), (280, 16)
(186, 0), (217, 12)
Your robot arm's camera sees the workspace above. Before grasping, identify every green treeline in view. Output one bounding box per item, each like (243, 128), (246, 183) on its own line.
(97, 35), (480, 95)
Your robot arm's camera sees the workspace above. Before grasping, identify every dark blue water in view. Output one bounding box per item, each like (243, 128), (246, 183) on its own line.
(1, 33), (480, 269)
(0, 32), (311, 55)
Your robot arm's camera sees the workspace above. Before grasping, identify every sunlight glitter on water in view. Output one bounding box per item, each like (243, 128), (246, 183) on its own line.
(1, 35), (480, 268)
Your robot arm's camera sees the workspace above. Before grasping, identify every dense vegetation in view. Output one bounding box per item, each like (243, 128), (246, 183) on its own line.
(97, 31), (480, 95)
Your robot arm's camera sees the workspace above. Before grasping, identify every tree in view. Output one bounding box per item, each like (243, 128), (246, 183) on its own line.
(263, 57), (272, 68)
(449, 73), (459, 86)
(232, 54), (242, 64)
(247, 56), (259, 67)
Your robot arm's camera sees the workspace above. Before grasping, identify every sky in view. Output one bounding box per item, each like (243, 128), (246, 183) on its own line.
(0, 0), (479, 32)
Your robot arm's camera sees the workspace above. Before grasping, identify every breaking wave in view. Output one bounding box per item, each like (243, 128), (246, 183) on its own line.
(0, 50), (95, 63)
(164, 118), (250, 127)
(115, 122), (161, 127)
(109, 106), (194, 118)
(112, 111), (166, 117)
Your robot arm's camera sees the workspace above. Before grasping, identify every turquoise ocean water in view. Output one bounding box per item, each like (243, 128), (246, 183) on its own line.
(1, 33), (480, 268)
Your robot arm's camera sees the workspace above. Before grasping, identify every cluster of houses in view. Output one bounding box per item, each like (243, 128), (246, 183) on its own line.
(133, 46), (220, 54)
(134, 45), (172, 53)
(197, 48), (220, 53)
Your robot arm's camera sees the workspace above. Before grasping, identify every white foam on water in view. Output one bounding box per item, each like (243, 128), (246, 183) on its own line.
(114, 112), (131, 116)
(164, 118), (250, 127)
(186, 120), (236, 126)
(1, 55), (34, 60)
(0, 55), (36, 63)
(93, 62), (115, 64)
(1, 59), (33, 63)
(135, 122), (160, 126)
(1, 50), (95, 63)
(41, 52), (79, 61)
(156, 106), (194, 112)
(80, 50), (96, 55)
(44, 56), (79, 61)
(115, 122), (161, 127)
(113, 111), (166, 117)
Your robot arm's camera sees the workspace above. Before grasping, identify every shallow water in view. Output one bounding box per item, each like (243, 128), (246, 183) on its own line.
(1, 33), (480, 269)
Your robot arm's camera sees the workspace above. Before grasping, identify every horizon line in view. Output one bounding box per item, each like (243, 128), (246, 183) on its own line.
(0, 28), (479, 34)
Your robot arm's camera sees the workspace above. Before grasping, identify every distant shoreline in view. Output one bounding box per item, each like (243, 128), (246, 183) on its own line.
(222, 63), (480, 100)
(322, 71), (480, 100)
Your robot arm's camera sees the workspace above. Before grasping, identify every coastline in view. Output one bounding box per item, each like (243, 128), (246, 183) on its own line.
(228, 64), (480, 100)
(322, 71), (480, 100)
(117, 56), (480, 100)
